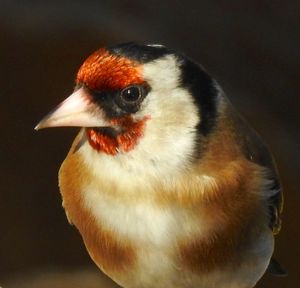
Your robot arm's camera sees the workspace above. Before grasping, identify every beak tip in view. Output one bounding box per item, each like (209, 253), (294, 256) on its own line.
(34, 115), (51, 131)
(34, 121), (45, 131)
(34, 120), (49, 131)
(34, 124), (40, 131)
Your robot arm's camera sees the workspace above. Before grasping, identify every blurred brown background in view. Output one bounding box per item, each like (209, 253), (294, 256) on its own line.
(0, 0), (299, 287)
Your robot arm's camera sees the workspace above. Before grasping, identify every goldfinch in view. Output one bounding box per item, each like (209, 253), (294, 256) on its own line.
(36, 42), (285, 288)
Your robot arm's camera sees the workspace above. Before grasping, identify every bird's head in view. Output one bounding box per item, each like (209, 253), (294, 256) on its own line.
(36, 42), (219, 162)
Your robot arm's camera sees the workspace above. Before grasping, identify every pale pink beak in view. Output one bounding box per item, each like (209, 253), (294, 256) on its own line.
(35, 88), (109, 130)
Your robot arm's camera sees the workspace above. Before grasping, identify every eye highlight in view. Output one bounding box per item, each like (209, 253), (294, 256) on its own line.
(120, 86), (142, 103)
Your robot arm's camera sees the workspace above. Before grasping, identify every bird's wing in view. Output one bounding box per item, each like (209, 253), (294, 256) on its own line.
(231, 110), (283, 235)
(231, 110), (286, 276)
(244, 133), (283, 235)
(266, 177), (283, 235)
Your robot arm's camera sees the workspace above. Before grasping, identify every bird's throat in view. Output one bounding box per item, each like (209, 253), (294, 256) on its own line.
(86, 115), (149, 155)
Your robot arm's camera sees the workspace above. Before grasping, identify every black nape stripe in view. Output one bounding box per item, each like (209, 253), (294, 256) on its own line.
(180, 58), (218, 136)
(108, 42), (173, 63)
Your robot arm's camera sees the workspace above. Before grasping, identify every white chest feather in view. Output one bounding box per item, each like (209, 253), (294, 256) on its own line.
(82, 183), (204, 244)
(81, 180), (200, 287)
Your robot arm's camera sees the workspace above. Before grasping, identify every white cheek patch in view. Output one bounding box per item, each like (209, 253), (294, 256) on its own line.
(143, 54), (182, 91)
(134, 55), (200, 176)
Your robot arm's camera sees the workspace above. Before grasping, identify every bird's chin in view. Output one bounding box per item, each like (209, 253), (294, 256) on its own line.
(85, 115), (149, 155)
(85, 127), (120, 155)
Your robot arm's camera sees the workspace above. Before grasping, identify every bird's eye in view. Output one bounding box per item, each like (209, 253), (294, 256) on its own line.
(120, 86), (141, 103)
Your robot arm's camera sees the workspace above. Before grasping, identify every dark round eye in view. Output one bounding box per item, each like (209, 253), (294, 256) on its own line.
(120, 86), (141, 103)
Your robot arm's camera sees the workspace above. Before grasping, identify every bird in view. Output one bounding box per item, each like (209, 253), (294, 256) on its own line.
(35, 42), (285, 288)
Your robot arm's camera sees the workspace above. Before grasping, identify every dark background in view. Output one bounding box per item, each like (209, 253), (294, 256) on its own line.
(1, 1), (299, 287)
